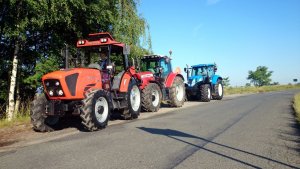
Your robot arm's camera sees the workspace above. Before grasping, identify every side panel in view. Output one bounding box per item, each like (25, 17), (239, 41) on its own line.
(119, 66), (137, 92)
(119, 72), (131, 92)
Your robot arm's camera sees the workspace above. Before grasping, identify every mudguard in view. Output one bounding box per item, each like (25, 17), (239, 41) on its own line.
(119, 66), (137, 92)
(211, 75), (222, 85)
(165, 73), (184, 88)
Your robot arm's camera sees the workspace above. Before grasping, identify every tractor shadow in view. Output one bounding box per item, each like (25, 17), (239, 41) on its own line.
(137, 127), (300, 169)
(54, 116), (86, 131)
(277, 106), (300, 153)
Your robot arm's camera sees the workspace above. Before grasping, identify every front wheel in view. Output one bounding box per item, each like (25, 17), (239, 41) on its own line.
(212, 79), (223, 100)
(80, 90), (111, 131)
(141, 83), (162, 112)
(30, 94), (60, 132)
(122, 81), (141, 119)
(169, 76), (185, 107)
(199, 84), (211, 102)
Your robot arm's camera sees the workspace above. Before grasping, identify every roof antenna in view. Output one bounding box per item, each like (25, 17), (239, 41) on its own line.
(169, 49), (172, 58)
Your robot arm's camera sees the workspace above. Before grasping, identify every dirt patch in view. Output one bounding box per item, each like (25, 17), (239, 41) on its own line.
(0, 122), (34, 147)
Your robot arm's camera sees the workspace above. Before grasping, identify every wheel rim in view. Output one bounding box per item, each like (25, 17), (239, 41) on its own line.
(207, 87), (211, 99)
(95, 97), (109, 123)
(130, 85), (141, 111)
(152, 88), (159, 107)
(176, 84), (184, 101)
(218, 84), (223, 96)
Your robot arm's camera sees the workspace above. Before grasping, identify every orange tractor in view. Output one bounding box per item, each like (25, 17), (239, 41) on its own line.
(136, 54), (185, 112)
(30, 33), (141, 132)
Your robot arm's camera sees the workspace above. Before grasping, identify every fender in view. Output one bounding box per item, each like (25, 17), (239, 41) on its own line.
(165, 73), (184, 88)
(211, 75), (222, 85)
(119, 66), (136, 92)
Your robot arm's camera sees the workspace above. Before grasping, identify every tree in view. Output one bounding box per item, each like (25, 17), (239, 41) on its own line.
(222, 77), (230, 87)
(247, 66), (273, 87)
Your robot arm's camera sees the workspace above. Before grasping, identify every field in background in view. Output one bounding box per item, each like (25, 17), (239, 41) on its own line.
(224, 84), (300, 95)
(293, 92), (300, 123)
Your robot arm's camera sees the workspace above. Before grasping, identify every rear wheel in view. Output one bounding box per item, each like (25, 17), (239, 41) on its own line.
(80, 90), (111, 131)
(122, 81), (141, 119)
(199, 84), (211, 102)
(141, 83), (162, 112)
(212, 79), (223, 100)
(169, 76), (185, 107)
(30, 94), (59, 132)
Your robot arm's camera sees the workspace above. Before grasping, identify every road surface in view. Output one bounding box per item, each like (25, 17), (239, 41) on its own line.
(0, 90), (300, 169)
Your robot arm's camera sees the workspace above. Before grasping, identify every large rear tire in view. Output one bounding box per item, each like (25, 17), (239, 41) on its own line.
(80, 90), (111, 131)
(199, 84), (211, 102)
(141, 83), (162, 112)
(30, 94), (59, 132)
(122, 81), (141, 120)
(212, 79), (223, 100)
(169, 76), (185, 107)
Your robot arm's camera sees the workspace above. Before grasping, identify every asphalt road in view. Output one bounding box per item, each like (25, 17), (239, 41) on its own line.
(0, 90), (300, 169)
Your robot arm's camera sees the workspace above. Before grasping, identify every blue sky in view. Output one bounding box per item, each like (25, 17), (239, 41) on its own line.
(139, 0), (300, 86)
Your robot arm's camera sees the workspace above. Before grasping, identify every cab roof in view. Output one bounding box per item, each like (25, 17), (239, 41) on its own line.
(142, 55), (171, 60)
(192, 64), (215, 68)
(76, 32), (124, 49)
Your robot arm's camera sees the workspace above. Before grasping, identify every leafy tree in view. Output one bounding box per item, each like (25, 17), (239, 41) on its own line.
(222, 77), (230, 87)
(247, 66), (273, 87)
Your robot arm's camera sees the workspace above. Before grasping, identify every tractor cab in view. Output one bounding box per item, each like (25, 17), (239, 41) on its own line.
(141, 55), (172, 79)
(185, 64), (217, 87)
(76, 32), (131, 90)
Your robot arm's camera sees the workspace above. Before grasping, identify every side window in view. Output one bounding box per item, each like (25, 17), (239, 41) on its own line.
(207, 66), (214, 76)
(160, 59), (170, 76)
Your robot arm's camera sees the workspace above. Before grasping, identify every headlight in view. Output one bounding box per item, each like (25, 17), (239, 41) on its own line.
(49, 90), (54, 96)
(58, 90), (64, 96)
(55, 81), (60, 86)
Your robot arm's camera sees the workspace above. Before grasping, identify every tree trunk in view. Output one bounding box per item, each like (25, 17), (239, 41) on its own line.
(6, 41), (19, 121)
(14, 80), (21, 118)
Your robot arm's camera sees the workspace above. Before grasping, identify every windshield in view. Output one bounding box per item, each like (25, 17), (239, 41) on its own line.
(141, 59), (158, 74)
(191, 67), (207, 76)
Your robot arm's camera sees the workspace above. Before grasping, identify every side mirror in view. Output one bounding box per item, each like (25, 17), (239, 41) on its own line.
(184, 68), (187, 73)
(123, 44), (130, 55)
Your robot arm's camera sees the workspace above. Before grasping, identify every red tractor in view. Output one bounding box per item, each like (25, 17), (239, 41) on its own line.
(136, 55), (185, 112)
(30, 32), (141, 132)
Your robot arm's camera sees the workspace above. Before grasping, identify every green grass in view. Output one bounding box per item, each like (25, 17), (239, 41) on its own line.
(0, 102), (31, 128)
(0, 115), (30, 128)
(293, 92), (300, 123)
(224, 84), (300, 95)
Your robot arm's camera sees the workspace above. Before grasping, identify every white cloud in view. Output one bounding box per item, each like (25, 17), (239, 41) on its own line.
(207, 0), (221, 5)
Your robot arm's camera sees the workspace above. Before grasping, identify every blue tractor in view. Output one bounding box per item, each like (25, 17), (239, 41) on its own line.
(184, 64), (223, 102)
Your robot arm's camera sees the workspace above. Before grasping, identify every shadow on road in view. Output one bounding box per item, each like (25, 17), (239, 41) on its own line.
(138, 127), (299, 169)
(277, 107), (300, 153)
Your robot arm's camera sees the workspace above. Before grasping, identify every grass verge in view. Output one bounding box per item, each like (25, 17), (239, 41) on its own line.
(293, 92), (300, 123)
(224, 84), (300, 95)
(0, 115), (30, 128)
